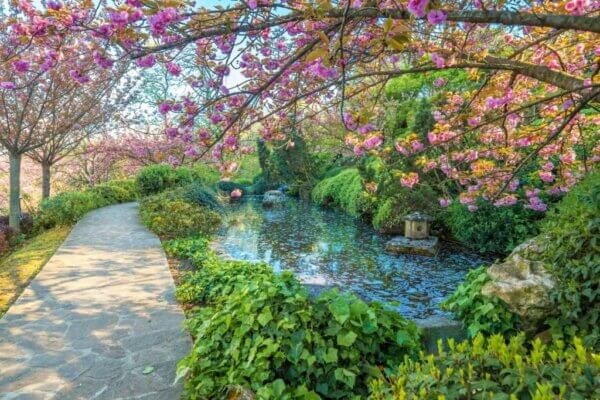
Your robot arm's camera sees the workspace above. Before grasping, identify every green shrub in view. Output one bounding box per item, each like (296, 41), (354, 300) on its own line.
(182, 182), (222, 211)
(37, 179), (141, 228)
(190, 163), (220, 185)
(139, 193), (221, 239)
(311, 168), (370, 217)
(136, 164), (193, 196)
(369, 334), (600, 400)
(90, 180), (138, 204)
(442, 267), (519, 338)
(174, 236), (421, 399)
(372, 184), (441, 233)
(444, 201), (542, 254)
(217, 180), (250, 193)
(104, 179), (140, 199)
(37, 191), (98, 228)
(534, 169), (600, 348)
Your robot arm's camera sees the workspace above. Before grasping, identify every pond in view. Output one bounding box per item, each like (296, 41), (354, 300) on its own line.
(213, 196), (486, 319)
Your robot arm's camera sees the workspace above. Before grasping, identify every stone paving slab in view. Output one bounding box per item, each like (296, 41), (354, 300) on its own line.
(0, 203), (190, 400)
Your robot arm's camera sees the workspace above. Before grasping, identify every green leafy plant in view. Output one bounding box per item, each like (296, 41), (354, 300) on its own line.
(173, 235), (421, 399)
(444, 201), (543, 254)
(369, 334), (600, 400)
(442, 267), (519, 338)
(535, 168), (600, 348)
(90, 179), (138, 204)
(139, 193), (221, 239)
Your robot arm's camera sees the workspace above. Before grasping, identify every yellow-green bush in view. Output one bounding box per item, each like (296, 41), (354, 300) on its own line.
(369, 334), (600, 400)
(37, 179), (139, 228)
(139, 192), (221, 239)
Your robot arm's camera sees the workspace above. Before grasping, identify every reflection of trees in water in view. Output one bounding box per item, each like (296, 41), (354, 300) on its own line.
(219, 198), (482, 318)
(248, 199), (388, 282)
(255, 200), (324, 270)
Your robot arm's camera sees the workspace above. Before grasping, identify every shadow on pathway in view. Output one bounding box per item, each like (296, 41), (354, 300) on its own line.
(0, 203), (190, 400)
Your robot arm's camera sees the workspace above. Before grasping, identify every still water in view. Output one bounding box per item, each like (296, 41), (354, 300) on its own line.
(214, 196), (485, 319)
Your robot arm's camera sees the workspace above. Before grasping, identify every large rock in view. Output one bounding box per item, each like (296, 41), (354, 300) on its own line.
(481, 239), (556, 332)
(385, 236), (439, 257)
(262, 190), (285, 207)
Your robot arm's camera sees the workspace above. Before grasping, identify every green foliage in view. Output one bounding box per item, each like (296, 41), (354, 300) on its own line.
(257, 135), (342, 197)
(36, 180), (138, 228)
(444, 201), (543, 254)
(372, 183), (441, 233)
(182, 182), (222, 211)
(37, 191), (98, 227)
(232, 154), (263, 183)
(164, 235), (212, 265)
(139, 192), (221, 239)
(369, 334), (600, 400)
(136, 164), (193, 196)
(442, 267), (520, 338)
(190, 163), (221, 186)
(90, 179), (138, 204)
(311, 168), (370, 217)
(535, 169), (600, 348)
(173, 236), (420, 399)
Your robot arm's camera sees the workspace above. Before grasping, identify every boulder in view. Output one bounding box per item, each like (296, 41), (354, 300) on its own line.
(481, 239), (556, 332)
(262, 190), (285, 207)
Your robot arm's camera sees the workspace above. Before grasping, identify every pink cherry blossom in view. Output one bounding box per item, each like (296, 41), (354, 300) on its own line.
(407, 0), (429, 18)
(363, 135), (383, 149)
(13, 60), (29, 73)
(0, 82), (16, 90)
(400, 172), (420, 188)
(427, 10), (447, 24)
(166, 62), (182, 76)
(431, 53), (445, 68)
(136, 54), (156, 68)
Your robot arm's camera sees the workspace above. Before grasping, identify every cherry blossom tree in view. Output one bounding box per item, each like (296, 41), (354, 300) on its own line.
(26, 63), (132, 198)
(3, 0), (599, 209)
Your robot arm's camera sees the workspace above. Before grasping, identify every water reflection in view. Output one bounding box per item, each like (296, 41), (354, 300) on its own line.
(215, 196), (485, 319)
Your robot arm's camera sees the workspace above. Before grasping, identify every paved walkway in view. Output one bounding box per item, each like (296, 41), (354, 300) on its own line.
(0, 203), (190, 400)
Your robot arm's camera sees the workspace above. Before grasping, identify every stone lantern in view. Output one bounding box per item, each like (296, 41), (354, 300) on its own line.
(385, 211), (438, 257)
(403, 212), (433, 240)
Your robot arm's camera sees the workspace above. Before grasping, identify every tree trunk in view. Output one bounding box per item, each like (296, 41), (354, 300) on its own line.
(42, 162), (51, 199)
(8, 152), (22, 233)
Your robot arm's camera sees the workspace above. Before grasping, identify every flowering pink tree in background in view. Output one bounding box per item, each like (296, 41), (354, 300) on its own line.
(1, 0), (598, 212)
(26, 63), (133, 198)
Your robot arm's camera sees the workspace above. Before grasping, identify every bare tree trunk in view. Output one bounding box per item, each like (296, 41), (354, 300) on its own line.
(8, 152), (22, 232)
(41, 161), (51, 199)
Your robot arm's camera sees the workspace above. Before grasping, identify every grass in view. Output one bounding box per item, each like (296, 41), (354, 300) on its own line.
(0, 226), (71, 317)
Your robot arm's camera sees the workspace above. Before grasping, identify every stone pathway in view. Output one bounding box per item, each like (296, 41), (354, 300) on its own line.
(0, 203), (190, 400)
